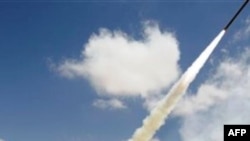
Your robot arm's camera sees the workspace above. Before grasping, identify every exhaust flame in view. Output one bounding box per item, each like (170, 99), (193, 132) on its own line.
(129, 30), (226, 141)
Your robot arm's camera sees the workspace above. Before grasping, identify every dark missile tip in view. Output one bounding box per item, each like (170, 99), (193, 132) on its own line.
(224, 0), (249, 30)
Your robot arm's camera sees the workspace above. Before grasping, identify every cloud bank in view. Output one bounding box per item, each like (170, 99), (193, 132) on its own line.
(57, 22), (180, 109)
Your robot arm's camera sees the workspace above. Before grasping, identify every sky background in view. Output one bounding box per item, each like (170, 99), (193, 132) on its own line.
(0, 1), (250, 141)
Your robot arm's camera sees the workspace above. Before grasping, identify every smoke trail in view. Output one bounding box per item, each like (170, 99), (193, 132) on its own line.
(129, 30), (226, 141)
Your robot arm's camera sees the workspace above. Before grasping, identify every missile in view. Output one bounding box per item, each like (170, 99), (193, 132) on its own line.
(224, 0), (249, 30)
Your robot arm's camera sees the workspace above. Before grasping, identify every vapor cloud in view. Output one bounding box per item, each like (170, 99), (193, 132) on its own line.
(93, 98), (127, 110)
(57, 21), (180, 109)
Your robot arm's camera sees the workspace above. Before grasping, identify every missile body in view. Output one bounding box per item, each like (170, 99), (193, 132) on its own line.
(224, 0), (249, 30)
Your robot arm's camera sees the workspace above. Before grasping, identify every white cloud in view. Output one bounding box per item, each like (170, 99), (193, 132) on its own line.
(232, 16), (250, 42)
(56, 21), (181, 111)
(175, 48), (250, 141)
(0, 138), (5, 141)
(151, 137), (160, 141)
(57, 21), (180, 98)
(93, 98), (127, 110)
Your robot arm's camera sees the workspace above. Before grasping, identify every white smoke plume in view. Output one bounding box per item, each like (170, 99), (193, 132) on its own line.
(57, 22), (180, 99)
(176, 48), (250, 141)
(129, 30), (225, 141)
(174, 16), (250, 141)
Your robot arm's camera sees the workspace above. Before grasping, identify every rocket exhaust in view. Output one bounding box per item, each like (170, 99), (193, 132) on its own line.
(129, 30), (225, 141)
(129, 1), (249, 141)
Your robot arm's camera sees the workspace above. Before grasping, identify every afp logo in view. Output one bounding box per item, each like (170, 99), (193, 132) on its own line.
(224, 125), (250, 141)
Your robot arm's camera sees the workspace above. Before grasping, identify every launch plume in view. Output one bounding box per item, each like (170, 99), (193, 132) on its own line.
(129, 1), (249, 141)
(129, 30), (225, 141)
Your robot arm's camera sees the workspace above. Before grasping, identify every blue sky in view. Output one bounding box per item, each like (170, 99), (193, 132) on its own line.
(0, 1), (250, 141)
